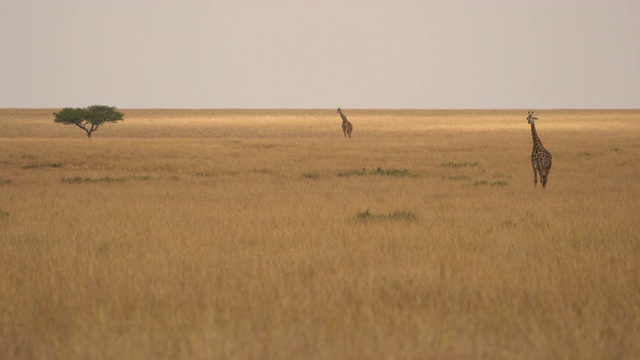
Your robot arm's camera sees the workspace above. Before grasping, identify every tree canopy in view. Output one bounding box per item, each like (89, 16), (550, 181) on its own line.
(53, 105), (124, 138)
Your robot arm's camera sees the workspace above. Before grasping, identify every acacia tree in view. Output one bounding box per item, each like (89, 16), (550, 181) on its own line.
(53, 105), (124, 138)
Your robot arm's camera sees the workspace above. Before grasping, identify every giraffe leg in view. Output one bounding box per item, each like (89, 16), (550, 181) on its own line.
(533, 167), (538, 187)
(542, 167), (550, 188)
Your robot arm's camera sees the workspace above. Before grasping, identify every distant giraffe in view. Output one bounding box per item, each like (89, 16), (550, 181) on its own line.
(337, 107), (353, 139)
(527, 111), (552, 188)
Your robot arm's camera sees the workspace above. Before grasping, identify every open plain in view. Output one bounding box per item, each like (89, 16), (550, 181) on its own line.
(1, 109), (639, 359)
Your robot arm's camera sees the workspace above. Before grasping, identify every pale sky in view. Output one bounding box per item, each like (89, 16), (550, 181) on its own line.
(1, 0), (638, 109)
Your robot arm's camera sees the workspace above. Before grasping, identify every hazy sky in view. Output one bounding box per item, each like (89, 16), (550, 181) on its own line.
(1, 0), (638, 109)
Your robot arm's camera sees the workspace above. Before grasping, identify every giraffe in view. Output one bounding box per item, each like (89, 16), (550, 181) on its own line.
(527, 111), (552, 188)
(337, 107), (353, 139)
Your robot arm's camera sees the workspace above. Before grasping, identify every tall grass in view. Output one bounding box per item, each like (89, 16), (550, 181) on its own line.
(0, 109), (639, 359)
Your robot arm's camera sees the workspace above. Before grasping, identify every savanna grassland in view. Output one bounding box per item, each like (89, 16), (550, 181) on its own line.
(0, 108), (639, 359)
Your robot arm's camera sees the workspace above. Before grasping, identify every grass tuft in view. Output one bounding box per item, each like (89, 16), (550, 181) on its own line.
(356, 209), (373, 220)
(301, 172), (320, 180)
(474, 180), (508, 186)
(249, 168), (271, 174)
(338, 167), (417, 178)
(338, 168), (367, 177)
(442, 175), (469, 181)
(491, 181), (508, 186)
(62, 175), (150, 184)
(441, 162), (478, 168)
(387, 210), (418, 221)
(22, 163), (62, 169)
(356, 209), (418, 221)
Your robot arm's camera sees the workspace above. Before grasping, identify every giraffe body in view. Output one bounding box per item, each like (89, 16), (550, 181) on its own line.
(527, 111), (552, 188)
(337, 108), (353, 139)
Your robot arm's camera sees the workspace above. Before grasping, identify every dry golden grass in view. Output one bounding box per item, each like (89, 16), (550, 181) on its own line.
(0, 108), (639, 359)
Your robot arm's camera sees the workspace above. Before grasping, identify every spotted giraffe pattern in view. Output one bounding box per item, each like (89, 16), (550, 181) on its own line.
(337, 107), (353, 139)
(527, 111), (552, 188)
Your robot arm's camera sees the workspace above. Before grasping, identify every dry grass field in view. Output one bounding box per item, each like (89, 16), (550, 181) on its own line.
(0, 108), (639, 359)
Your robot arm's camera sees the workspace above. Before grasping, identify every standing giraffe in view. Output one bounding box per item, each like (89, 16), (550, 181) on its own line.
(527, 111), (552, 188)
(337, 107), (353, 139)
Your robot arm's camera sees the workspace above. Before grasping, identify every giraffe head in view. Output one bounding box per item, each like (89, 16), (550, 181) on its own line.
(337, 107), (342, 114)
(527, 111), (537, 125)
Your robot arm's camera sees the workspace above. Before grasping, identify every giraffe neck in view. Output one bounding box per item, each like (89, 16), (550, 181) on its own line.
(339, 111), (349, 123)
(531, 122), (543, 147)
